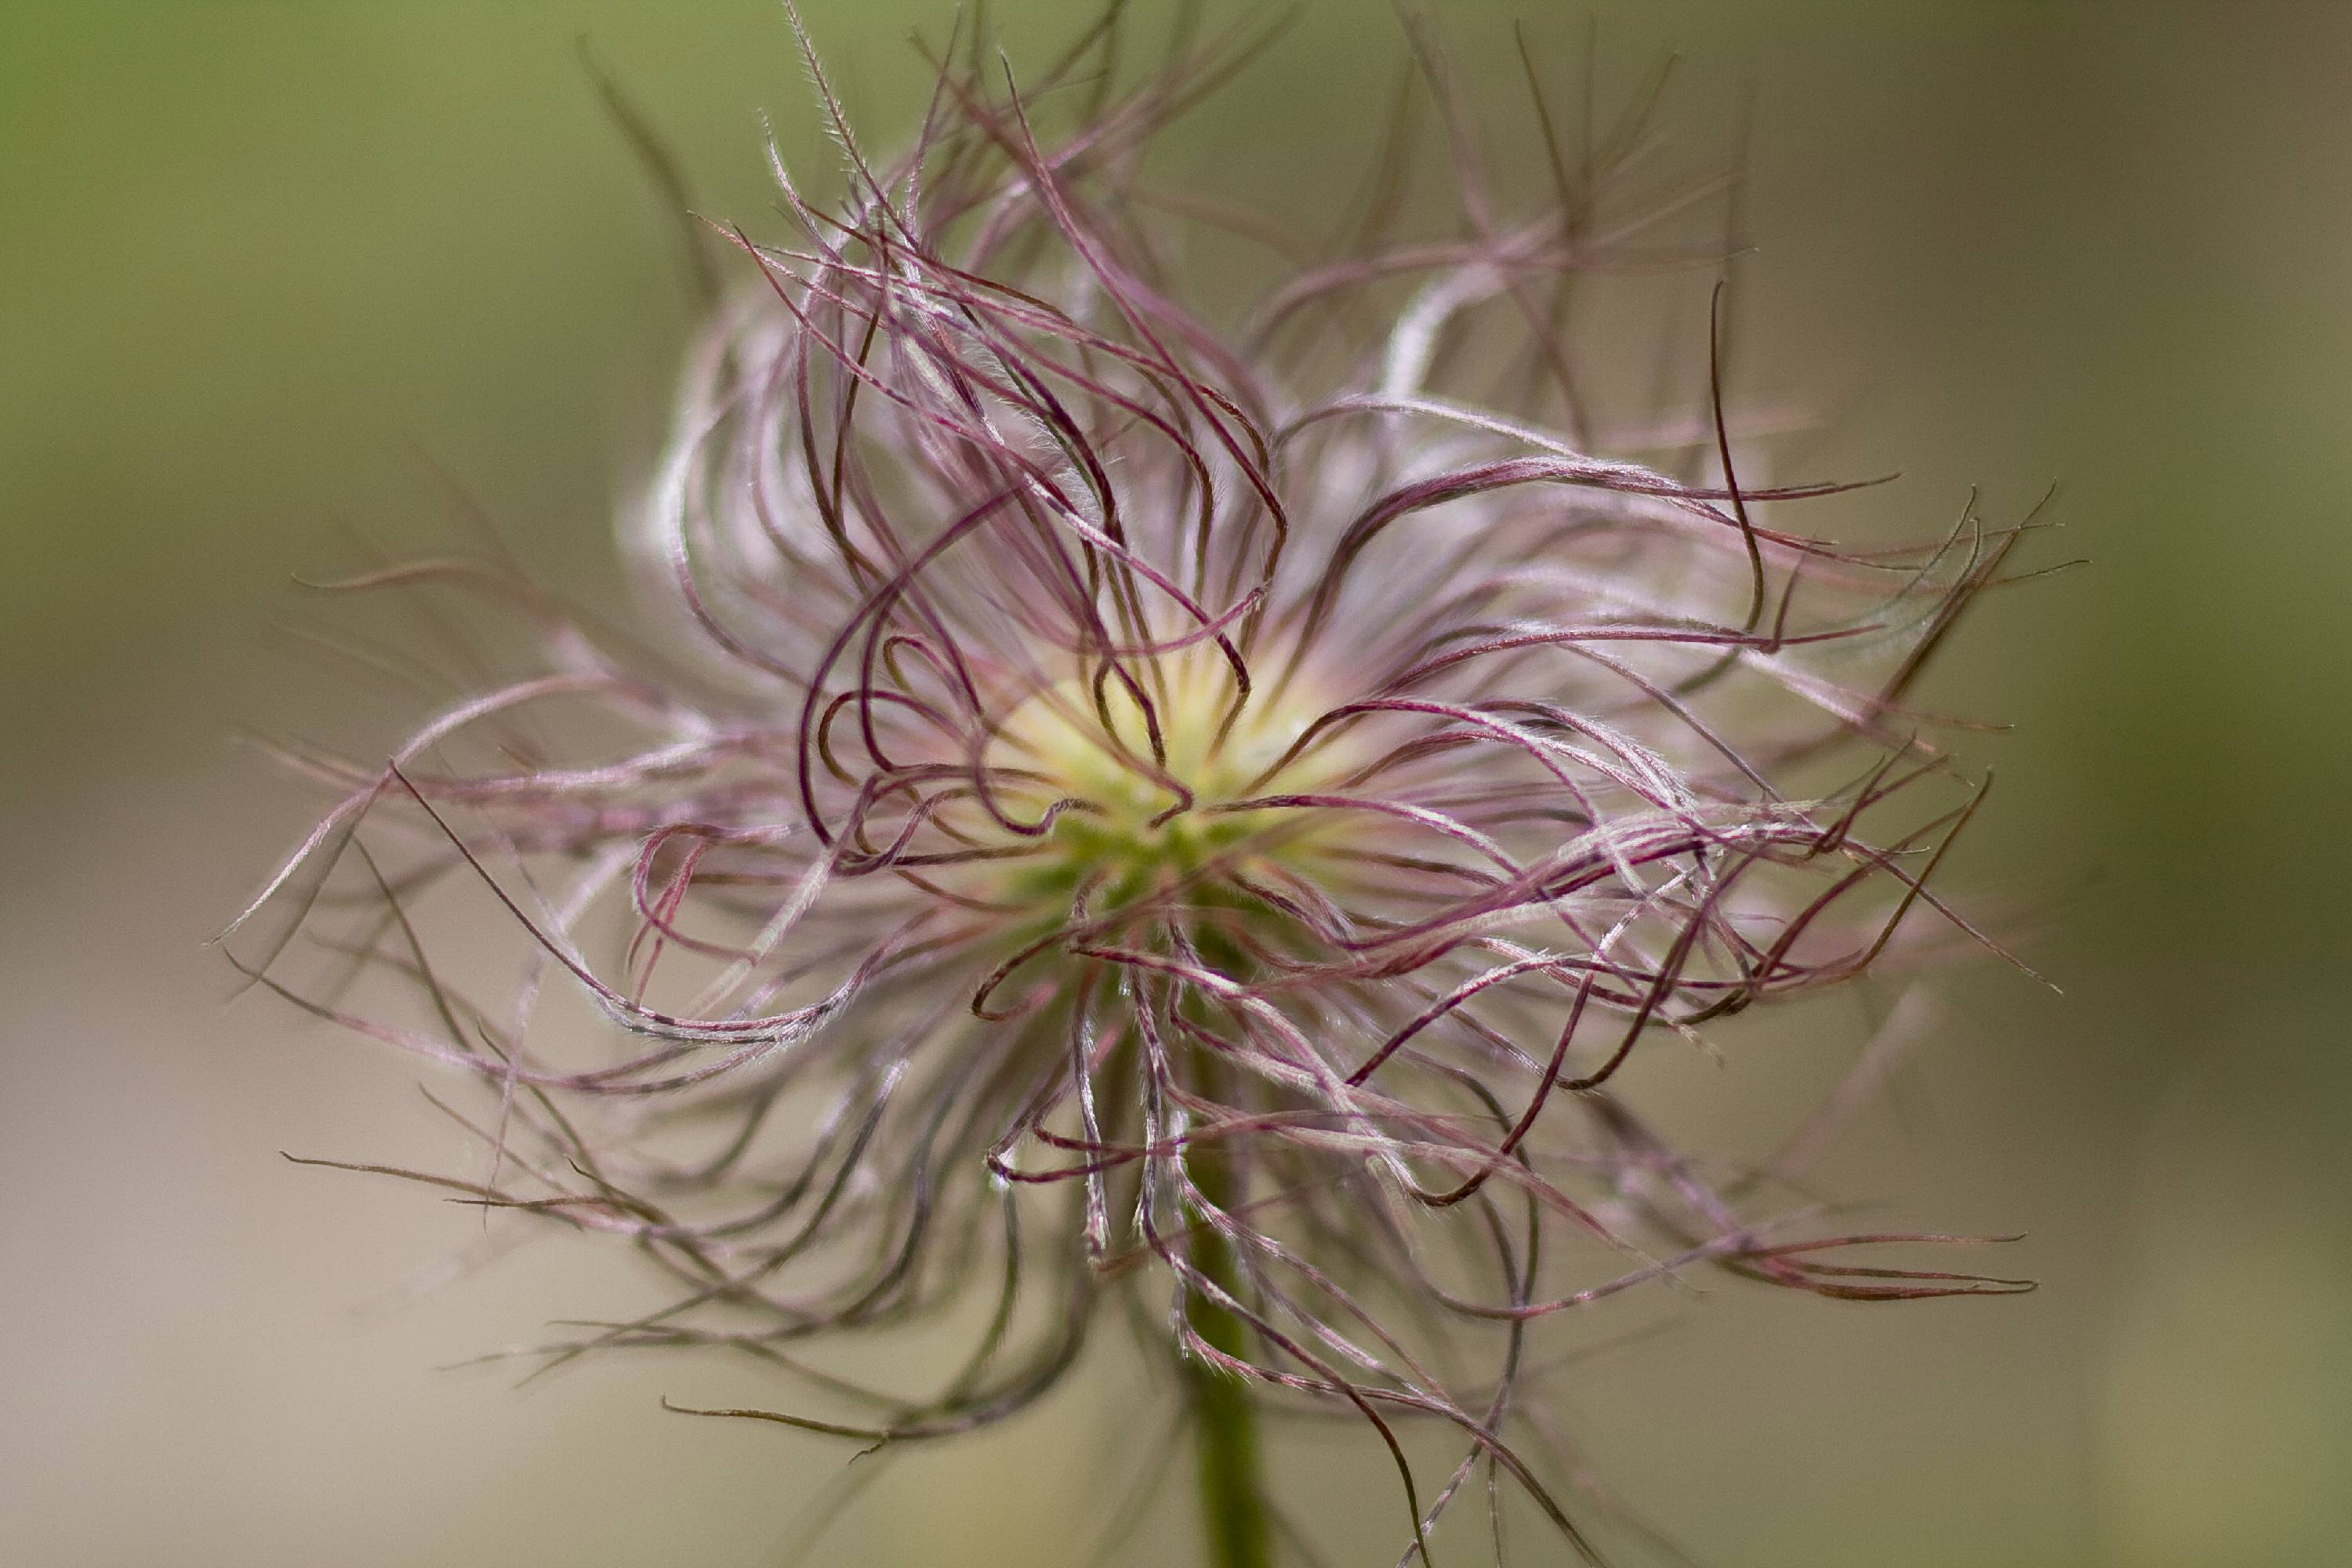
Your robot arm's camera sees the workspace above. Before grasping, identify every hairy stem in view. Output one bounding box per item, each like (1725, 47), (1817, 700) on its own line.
(1178, 914), (1273, 1568)
(1185, 1131), (1273, 1568)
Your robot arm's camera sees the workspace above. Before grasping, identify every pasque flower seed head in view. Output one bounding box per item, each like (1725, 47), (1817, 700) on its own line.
(235, 7), (2042, 1561)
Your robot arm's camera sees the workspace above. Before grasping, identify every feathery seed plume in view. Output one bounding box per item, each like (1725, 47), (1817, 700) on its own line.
(236, 8), (2041, 1563)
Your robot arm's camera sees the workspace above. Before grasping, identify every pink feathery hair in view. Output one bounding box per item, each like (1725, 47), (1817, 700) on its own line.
(234, 5), (2044, 1562)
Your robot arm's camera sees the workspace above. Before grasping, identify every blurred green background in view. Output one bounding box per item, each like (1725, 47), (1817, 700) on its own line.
(5, 2), (2347, 1564)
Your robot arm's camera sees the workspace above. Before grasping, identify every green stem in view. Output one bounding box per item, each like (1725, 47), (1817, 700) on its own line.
(1176, 919), (1274, 1567)
(1184, 1145), (1273, 1568)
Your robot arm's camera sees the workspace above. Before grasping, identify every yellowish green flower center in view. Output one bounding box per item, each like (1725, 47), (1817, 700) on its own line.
(984, 648), (1339, 910)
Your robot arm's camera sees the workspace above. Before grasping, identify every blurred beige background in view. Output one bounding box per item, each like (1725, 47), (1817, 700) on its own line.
(5, 2), (2348, 1564)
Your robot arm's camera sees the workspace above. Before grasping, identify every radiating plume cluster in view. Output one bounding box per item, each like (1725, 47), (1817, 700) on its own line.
(237, 7), (2037, 1560)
